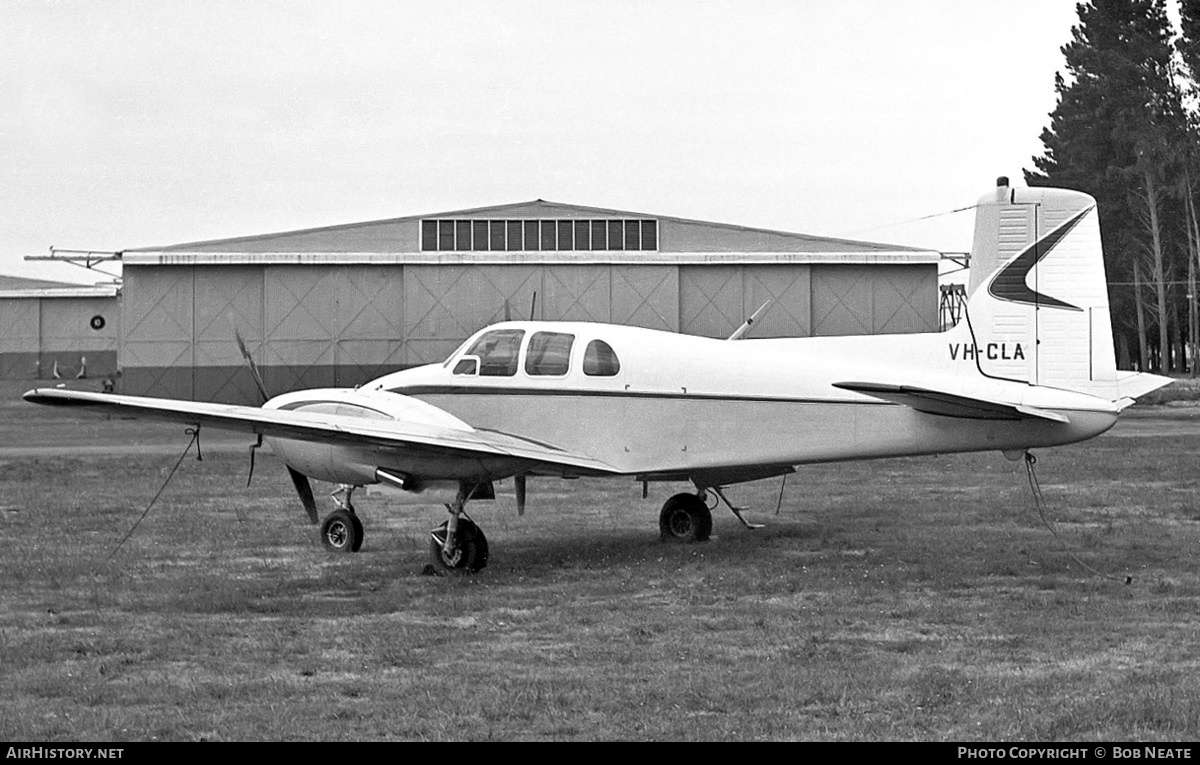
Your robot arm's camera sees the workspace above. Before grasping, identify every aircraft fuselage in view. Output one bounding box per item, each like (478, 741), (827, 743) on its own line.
(264, 320), (1118, 488)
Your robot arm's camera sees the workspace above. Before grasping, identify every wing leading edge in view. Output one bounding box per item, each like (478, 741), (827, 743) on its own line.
(22, 388), (619, 476)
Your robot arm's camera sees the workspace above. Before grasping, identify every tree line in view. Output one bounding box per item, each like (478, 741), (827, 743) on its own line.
(1026, 0), (1200, 373)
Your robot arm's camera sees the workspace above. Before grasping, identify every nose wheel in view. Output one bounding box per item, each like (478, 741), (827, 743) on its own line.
(319, 484), (364, 553)
(320, 509), (363, 553)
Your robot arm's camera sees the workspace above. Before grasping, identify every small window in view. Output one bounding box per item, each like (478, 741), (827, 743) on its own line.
(438, 220), (455, 250)
(465, 329), (525, 377)
(455, 220), (472, 251)
(540, 220), (557, 250)
(489, 220), (506, 250)
(608, 220), (624, 250)
(453, 357), (478, 375)
(591, 220), (607, 250)
(421, 220), (437, 251)
(624, 219), (640, 250)
(506, 220), (523, 251)
(473, 220), (489, 251)
(641, 220), (657, 250)
(583, 339), (620, 376)
(557, 219), (574, 250)
(524, 220), (541, 251)
(525, 332), (575, 376)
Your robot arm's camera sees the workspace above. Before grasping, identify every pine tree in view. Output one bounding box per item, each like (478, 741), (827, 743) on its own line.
(1027, 0), (1186, 371)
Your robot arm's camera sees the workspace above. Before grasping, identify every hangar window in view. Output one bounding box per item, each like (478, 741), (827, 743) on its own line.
(524, 220), (540, 251)
(455, 220), (472, 250)
(540, 220), (557, 250)
(420, 218), (658, 251)
(506, 220), (523, 251)
(583, 340), (621, 377)
(525, 332), (574, 376)
(640, 220), (657, 250)
(473, 221), (489, 251)
(591, 220), (607, 250)
(438, 220), (455, 250)
(464, 329), (525, 377)
(608, 220), (624, 251)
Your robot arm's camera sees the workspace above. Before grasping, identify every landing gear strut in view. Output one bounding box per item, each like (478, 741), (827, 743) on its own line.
(428, 483), (490, 574)
(320, 484), (364, 553)
(659, 492), (713, 543)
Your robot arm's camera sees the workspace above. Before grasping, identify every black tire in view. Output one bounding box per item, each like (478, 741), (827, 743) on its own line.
(659, 492), (712, 543)
(429, 518), (488, 574)
(321, 510), (361, 553)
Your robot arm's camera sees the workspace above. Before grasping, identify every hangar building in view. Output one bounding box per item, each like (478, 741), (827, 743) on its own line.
(0, 276), (119, 380)
(117, 201), (940, 403)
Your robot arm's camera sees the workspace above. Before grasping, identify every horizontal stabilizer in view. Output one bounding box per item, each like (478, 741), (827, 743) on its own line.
(832, 382), (1070, 423)
(1115, 372), (1174, 407)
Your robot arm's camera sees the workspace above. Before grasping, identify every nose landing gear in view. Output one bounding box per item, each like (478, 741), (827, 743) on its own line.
(319, 484), (364, 553)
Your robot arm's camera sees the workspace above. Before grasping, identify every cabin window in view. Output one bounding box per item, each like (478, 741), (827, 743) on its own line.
(452, 358), (478, 375)
(464, 329), (525, 377)
(583, 339), (620, 376)
(525, 332), (574, 376)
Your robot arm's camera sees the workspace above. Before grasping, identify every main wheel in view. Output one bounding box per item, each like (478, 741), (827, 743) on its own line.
(321, 510), (362, 553)
(429, 518), (489, 574)
(659, 493), (712, 543)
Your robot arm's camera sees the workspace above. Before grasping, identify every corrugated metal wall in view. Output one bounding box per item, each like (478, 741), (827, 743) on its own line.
(119, 262), (935, 402)
(0, 296), (118, 379)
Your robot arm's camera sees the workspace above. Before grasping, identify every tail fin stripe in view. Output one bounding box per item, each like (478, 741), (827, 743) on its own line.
(987, 207), (1092, 312)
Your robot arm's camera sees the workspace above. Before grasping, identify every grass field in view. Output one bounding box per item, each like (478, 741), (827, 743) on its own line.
(1, 383), (1198, 741)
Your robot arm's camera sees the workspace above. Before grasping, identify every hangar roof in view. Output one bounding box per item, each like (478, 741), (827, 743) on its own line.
(0, 275), (119, 299)
(123, 199), (939, 266)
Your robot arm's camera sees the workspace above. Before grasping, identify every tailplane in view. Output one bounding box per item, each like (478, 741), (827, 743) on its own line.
(957, 178), (1170, 403)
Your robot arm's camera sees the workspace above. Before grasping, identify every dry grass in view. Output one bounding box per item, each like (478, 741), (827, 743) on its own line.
(1, 389), (1198, 741)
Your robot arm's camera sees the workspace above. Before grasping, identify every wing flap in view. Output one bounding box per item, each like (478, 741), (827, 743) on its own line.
(23, 388), (619, 475)
(832, 382), (1070, 423)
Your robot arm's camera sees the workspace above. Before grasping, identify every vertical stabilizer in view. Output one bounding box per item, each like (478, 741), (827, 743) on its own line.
(962, 179), (1120, 398)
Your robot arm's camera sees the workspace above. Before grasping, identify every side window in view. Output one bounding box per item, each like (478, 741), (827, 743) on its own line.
(452, 358), (478, 376)
(583, 339), (621, 376)
(464, 329), (525, 377)
(525, 332), (575, 376)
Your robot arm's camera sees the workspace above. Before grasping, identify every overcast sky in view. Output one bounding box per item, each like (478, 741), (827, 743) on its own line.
(1, 0), (1083, 284)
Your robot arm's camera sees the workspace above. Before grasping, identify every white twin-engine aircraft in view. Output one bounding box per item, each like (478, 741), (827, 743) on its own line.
(25, 181), (1171, 573)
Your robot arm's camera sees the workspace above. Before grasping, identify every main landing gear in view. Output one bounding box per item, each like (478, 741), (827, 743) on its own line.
(320, 484), (364, 553)
(659, 492), (714, 543)
(428, 483), (490, 574)
(658, 486), (765, 543)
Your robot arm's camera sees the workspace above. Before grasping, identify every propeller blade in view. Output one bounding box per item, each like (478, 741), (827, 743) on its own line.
(235, 330), (316, 524)
(234, 329), (270, 404)
(289, 467), (319, 525)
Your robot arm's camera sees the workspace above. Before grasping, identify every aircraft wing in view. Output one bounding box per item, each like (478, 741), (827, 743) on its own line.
(831, 382), (1070, 423)
(22, 388), (620, 475)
